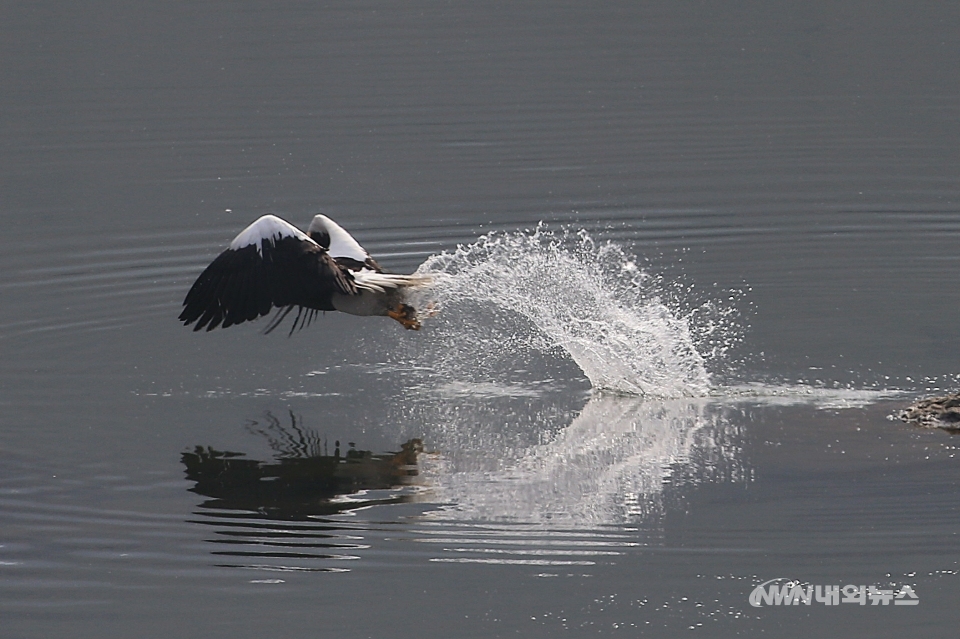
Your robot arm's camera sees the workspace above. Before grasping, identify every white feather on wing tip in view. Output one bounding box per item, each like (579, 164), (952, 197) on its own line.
(308, 215), (371, 262)
(229, 215), (312, 254)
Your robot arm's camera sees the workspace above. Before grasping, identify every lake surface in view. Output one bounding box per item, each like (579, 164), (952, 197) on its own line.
(2, 2), (959, 637)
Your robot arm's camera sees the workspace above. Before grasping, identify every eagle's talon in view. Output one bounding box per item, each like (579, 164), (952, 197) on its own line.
(388, 304), (421, 330)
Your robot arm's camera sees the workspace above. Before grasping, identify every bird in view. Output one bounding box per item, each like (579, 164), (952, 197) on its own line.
(179, 214), (430, 334)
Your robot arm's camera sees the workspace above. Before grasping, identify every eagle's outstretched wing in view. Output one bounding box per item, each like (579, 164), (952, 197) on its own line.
(179, 215), (356, 332)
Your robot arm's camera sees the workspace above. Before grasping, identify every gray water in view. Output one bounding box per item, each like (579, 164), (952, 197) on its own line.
(2, 2), (959, 637)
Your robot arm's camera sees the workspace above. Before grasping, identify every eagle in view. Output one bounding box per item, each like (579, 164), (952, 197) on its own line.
(179, 214), (430, 333)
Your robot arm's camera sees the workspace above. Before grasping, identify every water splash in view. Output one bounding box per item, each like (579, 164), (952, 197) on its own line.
(409, 226), (739, 397)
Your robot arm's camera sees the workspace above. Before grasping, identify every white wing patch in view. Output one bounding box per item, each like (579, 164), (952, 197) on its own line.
(309, 215), (370, 262)
(229, 215), (313, 254)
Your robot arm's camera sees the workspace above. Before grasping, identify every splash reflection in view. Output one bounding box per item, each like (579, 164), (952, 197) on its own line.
(184, 395), (751, 571)
(406, 391), (748, 530)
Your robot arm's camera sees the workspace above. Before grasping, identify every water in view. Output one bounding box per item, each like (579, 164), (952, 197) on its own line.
(409, 227), (724, 396)
(3, 1), (960, 637)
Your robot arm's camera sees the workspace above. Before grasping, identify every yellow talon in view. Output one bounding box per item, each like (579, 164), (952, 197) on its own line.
(388, 304), (421, 330)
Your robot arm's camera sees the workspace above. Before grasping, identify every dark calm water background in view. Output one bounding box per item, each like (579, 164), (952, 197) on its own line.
(2, 2), (958, 637)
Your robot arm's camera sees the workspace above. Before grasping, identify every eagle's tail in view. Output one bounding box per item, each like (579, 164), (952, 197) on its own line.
(351, 271), (433, 294)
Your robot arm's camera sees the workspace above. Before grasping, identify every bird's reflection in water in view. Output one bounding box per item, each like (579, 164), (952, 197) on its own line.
(184, 395), (750, 572)
(182, 411), (422, 573)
